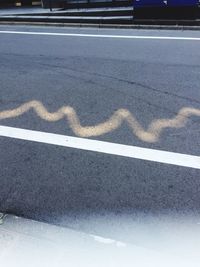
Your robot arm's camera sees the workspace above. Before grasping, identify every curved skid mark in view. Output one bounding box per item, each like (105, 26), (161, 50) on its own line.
(0, 100), (200, 143)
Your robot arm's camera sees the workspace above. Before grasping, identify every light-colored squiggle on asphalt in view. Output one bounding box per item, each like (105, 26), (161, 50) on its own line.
(0, 100), (200, 143)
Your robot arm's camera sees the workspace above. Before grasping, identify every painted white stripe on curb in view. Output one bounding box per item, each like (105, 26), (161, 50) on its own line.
(0, 125), (199, 169)
(0, 30), (200, 41)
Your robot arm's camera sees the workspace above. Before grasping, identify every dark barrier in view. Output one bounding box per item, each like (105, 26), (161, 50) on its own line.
(133, 0), (199, 19)
(134, 6), (198, 19)
(41, 0), (63, 8)
(0, 0), (41, 7)
(21, 0), (34, 6)
(0, 0), (15, 7)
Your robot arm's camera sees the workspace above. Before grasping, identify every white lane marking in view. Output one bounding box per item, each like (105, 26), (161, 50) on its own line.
(0, 30), (200, 41)
(0, 125), (199, 169)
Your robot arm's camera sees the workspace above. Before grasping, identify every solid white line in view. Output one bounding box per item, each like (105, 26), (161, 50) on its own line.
(0, 30), (200, 41)
(0, 125), (199, 169)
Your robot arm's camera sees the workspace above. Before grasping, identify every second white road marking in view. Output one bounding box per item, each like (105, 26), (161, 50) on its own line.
(0, 30), (200, 41)
(0, 125), (199, 169)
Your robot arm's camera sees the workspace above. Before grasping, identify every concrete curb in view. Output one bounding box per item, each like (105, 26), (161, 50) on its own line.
(1, 20), (200, 30)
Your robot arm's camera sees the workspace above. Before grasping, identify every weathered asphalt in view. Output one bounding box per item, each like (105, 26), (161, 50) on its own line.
(0, 25), (199, 234)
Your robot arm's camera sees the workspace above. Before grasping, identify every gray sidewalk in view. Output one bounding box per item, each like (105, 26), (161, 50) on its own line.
(0, 5), (200, 29)
(0, 214), (199, 267)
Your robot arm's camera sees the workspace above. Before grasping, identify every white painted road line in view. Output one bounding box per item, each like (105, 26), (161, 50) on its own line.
(0, 125), (199, 169)
(0, 30), (200, 41)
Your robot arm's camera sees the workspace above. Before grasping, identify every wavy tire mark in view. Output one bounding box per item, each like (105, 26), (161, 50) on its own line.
(0, 100), (200, 143)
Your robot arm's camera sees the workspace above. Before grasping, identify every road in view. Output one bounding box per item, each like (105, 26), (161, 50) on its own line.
(0, 25), (200, 245)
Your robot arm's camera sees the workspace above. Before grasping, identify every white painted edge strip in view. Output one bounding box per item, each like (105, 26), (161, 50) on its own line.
(0, 125), (199, 169)
(0, 30), (200, 41)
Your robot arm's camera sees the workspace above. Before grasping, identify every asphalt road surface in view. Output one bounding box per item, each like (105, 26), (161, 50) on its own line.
(0, 25), (200, 243)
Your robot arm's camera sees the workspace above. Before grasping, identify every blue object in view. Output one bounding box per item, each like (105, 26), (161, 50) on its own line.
(134, 0), (167, 7)
(134, 0), (199, 8)
(168, 0), (198, 7)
